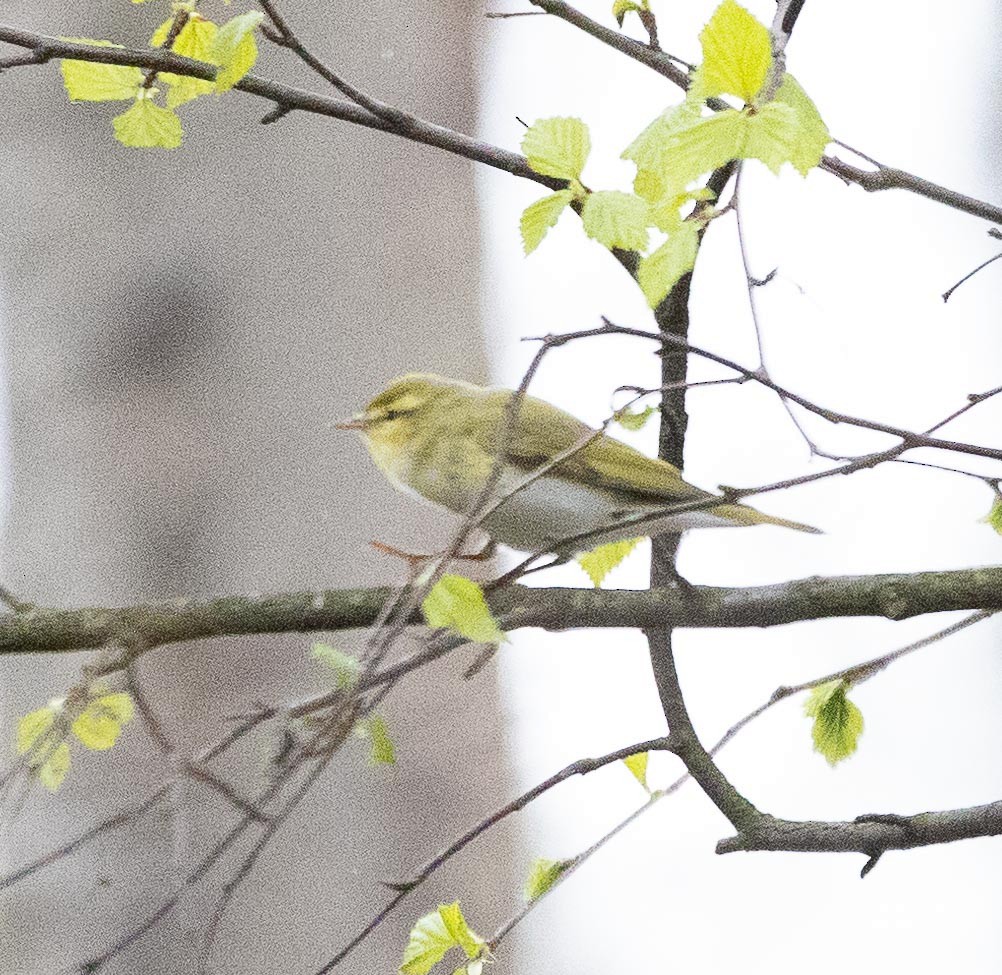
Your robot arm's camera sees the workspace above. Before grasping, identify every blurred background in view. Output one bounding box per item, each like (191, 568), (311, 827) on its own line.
(0, 0), (1000, 973)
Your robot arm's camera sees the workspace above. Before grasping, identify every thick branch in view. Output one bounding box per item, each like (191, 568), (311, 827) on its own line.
(718, 801), (1002, 858)
(3, 567), (1000, 659)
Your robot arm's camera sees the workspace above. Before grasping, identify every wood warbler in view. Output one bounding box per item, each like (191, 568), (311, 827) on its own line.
(337, 373), (820, 555)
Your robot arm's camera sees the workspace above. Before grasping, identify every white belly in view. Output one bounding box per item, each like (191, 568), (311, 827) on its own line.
(481, 473), (733, 554)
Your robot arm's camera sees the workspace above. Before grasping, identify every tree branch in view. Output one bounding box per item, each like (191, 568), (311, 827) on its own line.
(2, 566), (1002, 661)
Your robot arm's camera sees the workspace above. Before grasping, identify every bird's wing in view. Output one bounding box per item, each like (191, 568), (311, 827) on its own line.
(485, 391), (713, 505)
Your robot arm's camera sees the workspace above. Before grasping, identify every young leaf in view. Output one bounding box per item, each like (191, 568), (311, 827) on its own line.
(71, 692), (134, 751)
(520, 189), (574, 255)
(980, 493), (1002, 534)
(113, 97), (183, 149)
(622, 751), (650, 791)
(421, 575), (506, 645)
(523, 857), (573, 902)
(577, 538), (642, 588)
(637, 221), (699, 308)
(356, 714), (396, 765)
(438, 902), (483, 960)
(772, 74), (830, 174)
(17, 705), (71, 792)
(612, 0), (648, 27)
(647, 110), (748, 191)
(17, 705), (57, 754)
(38, 742), (71, 792)
(698, 0), (772, 103)
(804, 681), (864, 766)
(614, 405), (655, 431)
(311, 643), (362, 689)
(522, 117), (591, 180)
(581, 190), (650, 252)
(400, 908), (457, 975)
(60, 39), (143, 102)
(212, 11), (264, 92)
(622, 93), (705, 178)
(151, 16), (219, 108)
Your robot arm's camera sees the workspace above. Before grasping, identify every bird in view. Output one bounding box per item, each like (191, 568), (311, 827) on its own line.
(337, 373), (820, 557)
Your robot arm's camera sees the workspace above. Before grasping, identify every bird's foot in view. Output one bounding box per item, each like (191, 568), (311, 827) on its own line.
(370, 538), (496, 566)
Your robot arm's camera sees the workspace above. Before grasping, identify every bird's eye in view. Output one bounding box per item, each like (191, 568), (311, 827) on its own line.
(383, 409), (403, 421)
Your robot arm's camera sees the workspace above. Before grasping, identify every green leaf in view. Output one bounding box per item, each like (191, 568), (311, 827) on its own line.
(422, 575), (506, 645)
(804, 681), (864, 766)
(151, 16), (219, 108)
(520, 189), (574, 255)
(212, 11), (264, 92)
(17, 705), (71, 792)
(744, 101), (806, 174)
(311, 643), (362, 689)
(772, 73), (830, 174)
(356, 714), (396, 765)
(637, 221), (699, 308)
(581, 190), (650, 252)
(622, 93), (705, 177)
(438, 902), (483, 960)
(113, 96), (183, 149)
(698, 0), (772, 103)
(400, 908), (456, 975)
(614, 405), (655, 431)
(523, 856), (574, 902)
(656, 109), (748, 189)
(38, 742), (71, 792)
(980, 493), (1002, 534)
(622, 751), (650, 791)
(17, 705), (57, 755)
(71, 693), (133, 751)
(577, 538), (642, 587)
(612, 0), (648, 26)
(59, 39), (143, 102)
(522, 117), (591, 180)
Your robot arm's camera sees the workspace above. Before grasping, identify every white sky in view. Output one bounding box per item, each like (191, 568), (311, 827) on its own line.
(477, 1), (1002, 971)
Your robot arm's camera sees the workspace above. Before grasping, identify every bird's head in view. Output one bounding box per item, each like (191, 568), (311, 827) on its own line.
(336, 373), (471, 459)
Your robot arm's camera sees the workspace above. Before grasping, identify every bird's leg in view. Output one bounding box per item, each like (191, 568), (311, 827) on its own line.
(370, 538), (496, 566)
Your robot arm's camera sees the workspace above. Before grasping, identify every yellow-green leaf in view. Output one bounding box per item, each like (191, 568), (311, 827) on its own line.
(520, 189), (574, 255)
(400, 908), (458, 975)
(523, 856), (574, 902)
(637, 221), (699, 308)
(614, 405), (655, 431)
(422, 575), (506, 645)
(438, 902), (483, 960)
(743, 101), (803, 174)
(356, 714), (396, 765)
(17, 705), (57, 754)
(622, 93), (705, 178)
(581, 190), (650, 252)
(772, 73), (830, 174)
(59, 39), (143, 102)
(577, 538), (642, 587)
(211, 11), (264, 92)
(311, 643), (362, 689)
(804, 681), (864, 766)
(38, 742), (71, 792)
(980, 493), (1002, 534)
(622, 751), (650, 791)
(151, 16), (219, 108)
(113, 97), (183, 149)
(612, 0), (648, 26)
(71, 693), (133, 751)
(522, 117), (591, 180)
(698, 0), (772, 103)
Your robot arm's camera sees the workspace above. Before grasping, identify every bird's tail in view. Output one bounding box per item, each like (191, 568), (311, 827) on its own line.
(712, 503), (823, 534)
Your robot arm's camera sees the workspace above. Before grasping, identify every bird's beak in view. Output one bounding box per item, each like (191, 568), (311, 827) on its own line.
(334, 414), (368, 432)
